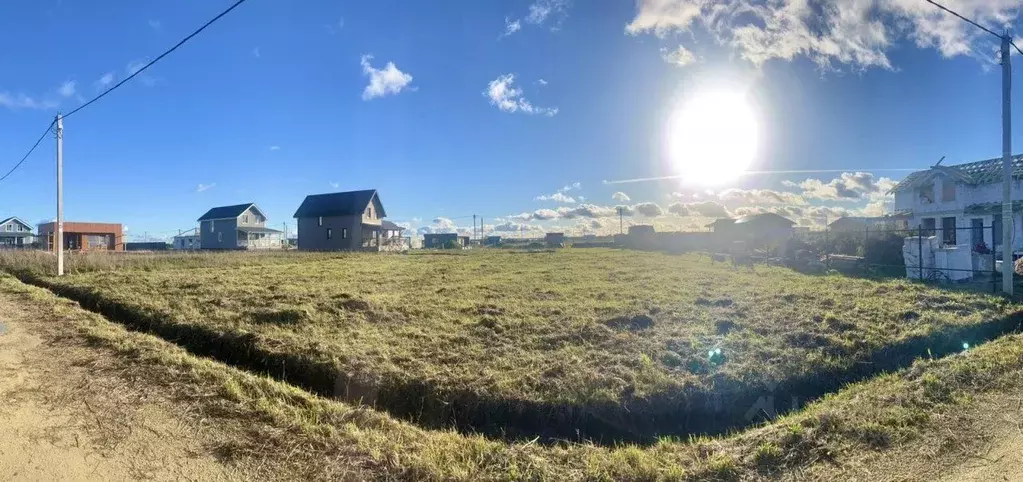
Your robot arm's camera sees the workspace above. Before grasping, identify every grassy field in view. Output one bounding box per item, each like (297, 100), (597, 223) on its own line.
(4, 248), (1019, 444)
(5, 270), (1023, 480)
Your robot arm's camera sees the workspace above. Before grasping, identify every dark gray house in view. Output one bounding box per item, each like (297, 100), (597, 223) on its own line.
(197, 203), (283, 250)
(293, 190), (403, 251)
(0, 217), (34, 248)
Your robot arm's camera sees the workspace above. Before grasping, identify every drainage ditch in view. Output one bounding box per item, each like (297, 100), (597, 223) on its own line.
(18, 273), (1023, 446)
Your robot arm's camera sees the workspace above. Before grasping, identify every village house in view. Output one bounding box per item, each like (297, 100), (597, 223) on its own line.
(293, 189), (404, 251)
(0, 217), (34, 248)
(197, 203), (283, 250)
(38, 222), (123, 252)
(891, 155), (1023, 252)
(423, 233), (466, 249)
(828, 216), (910, 233)
(172, 228), (201, 250)
(734, 213), (796, 244)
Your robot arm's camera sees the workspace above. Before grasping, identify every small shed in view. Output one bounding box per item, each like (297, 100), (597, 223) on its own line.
(125, 242), (170, 251)
(545, 232), (565, 247)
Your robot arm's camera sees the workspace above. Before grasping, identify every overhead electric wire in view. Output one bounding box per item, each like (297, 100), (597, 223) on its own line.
(0, 120), (56, 183)
(63, 0), (249, 119)
(921, 0), (1002, 40)
(0, 0), (249, 184)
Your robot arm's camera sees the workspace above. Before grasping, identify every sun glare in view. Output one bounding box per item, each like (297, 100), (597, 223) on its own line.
(667, 91), (758, 186)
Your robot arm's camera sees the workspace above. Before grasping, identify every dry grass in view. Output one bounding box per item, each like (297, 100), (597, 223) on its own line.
(4, 271), (1023, 480)
(2, 248), (1018, 443)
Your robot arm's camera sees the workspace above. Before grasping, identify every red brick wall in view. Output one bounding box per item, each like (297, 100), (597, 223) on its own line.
(37, 222), (124, 252)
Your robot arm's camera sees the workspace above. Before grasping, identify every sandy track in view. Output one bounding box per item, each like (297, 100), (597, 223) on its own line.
(0, 298), (242, 481)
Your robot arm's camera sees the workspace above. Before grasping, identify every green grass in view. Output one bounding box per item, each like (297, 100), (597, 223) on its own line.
(7, 270), (1023, 480)
(2, 248), (1018, 442)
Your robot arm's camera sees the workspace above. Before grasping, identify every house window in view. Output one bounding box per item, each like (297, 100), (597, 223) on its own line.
(342, 228), (347, 239)
(367, 206), (373, 218)
(921, 218), (936, 237)
(918, 184), (935, 204)
(941, 182), (955, 202)
(971, 218), (984, 248)
(994, 214), (1003, 247)
(941, 217), (956, 245)
(5, 224), (10, 232)
(318, 216), (323, 227)
(326, 228), (332, 240)
(217, 232), (223, 243)
(242, 215), (248, 223)
(208, 221), (214, 233)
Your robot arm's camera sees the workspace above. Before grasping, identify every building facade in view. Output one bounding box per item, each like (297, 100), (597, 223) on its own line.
(294, 189), (402, 251)
(197, 203), (282, 250)
(0, 217), (34, 248)
(891, 156), (1023, 251)
(37, 222), (124, 252)
(172, 228), (201, 250)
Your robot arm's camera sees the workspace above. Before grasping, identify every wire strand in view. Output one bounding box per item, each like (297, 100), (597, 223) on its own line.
(1011, 40), (1023, 57)
(63, 0), (249, 119)
(0, 120), (56, 183)
(921, 0), (1002, 40)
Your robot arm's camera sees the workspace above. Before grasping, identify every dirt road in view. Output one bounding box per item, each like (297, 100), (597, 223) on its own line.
(0, 299), (244, 481)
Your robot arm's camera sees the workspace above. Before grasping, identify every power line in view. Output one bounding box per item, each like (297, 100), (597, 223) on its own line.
(0, 120), (56, 183)
(63, 0), (249, 119)
(0, 0), (250, 184)
(921, 0), (1001, 40)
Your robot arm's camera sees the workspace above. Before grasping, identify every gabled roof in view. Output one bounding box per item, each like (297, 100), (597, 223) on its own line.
(0, 216), (32, 230)
(198, 203), (264, 221)
(705, 218), (736, 228)
(237, 226), (282, 234)
(292, 190), (384, 218)
(173, 227), (200, 238)
(734, 212), (795, 226)
(891, 155), (1023, 194)
(380, 220), (403, 231)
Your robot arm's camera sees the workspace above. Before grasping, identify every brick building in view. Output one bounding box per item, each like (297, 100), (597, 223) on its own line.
(37, 222), (124, 252)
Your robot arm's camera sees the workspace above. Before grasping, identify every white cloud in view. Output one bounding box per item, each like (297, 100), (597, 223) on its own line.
(269, 145), (280, 151)
(626, 0), (1022, 70)
(526, 0), (571, 26)
(537, 78), (548, 86)
(562, 181), (581, 191)
(57, 81), (76, 98)
(536, 192), (576, 203)
(360, 54), (414, 100)
(329, 181), (340, 189)
(197, 183), (216, 192)
(661, 45), (698, 66)
(0, 92), (58, 110)
(612, 191), (631, 202)
(783, 172), (892, 201)
(126, 60), (146, 76)
(634, 202), (664, 217)
(504, 18), (522, 36)
(486, 74), (557, 116)
(96, 72), (114, 89)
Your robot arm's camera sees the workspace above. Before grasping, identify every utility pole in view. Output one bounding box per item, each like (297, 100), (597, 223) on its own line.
(56, 114), (64, 276)
(618, 207), (624, 234)
(472, 214), (477, 243)
(1002, 34), (1014, 295)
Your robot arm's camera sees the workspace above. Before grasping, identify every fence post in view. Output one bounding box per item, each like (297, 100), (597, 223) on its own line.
(993, 223), (998, 293)
(864, 225), (869, 260)
(918, 224), (924, 281)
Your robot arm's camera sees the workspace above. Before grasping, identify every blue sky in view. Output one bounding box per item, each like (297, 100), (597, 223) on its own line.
(1, 0), (1022, 240)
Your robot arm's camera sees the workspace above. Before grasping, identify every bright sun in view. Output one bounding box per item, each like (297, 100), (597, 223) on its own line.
(667, 91), (758, 186)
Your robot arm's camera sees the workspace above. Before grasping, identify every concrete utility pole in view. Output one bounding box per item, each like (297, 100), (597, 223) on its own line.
(1002, 35), (1013, 295)
(56, 114), (64, 276)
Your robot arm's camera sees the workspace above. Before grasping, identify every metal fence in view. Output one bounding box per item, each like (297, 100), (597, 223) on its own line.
(797, 223), (1000, 292)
